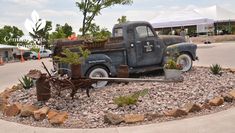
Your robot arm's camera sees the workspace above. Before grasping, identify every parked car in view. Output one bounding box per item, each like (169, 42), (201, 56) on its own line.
(39, 50), (52, 58)
(23, 51), (32, 60)
(30, 51), (39, 60)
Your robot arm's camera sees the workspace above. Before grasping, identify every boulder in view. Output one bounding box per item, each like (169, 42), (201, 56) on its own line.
(0, 96), (7, 112)
(20, 104), (38, 117)
(10, 84), (23, 92)
(124, 114), (145, 124)
(229, 68), (235, 73)
(34, 107), (50, 120)
(0, 90), (11, 99)
(104, 113), (124, 125)
(184, 103), (201, 113)
(4, 103), (22, 117)
(222, 93), (233, 103)
(164, 109), (188, 117)
(229, 90), (235, 98)
(145, 113), (162, 121)
(209, 97), (224, 106)
(201, 103), (211, 110)
(49, 112), (68, 125)
(47, 109), (59, 120)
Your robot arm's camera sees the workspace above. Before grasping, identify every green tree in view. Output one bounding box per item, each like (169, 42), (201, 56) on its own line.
(61, 23), (73, 37)
(29, 20), (52, 48)
(49, 23), (74, 42)
(0, 25), (24, 45)
(76, 0), (133, 36)
(87, 23), (111, 40)
(117, 15), (127, 24)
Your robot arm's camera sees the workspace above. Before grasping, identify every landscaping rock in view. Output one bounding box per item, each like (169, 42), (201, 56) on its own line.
(229, 68), (235, 73)
(104, 113), (124, 125)
(10, 84), (23, 92)
(34, 107), (50, 120)
(49, 112), (68, 125)
(164, 109), (188, 117)
(0, 90), (10, 99)
(124, 114), (145, 124)
(184, 103), (201, 113)
(209, 97), (224, 106)
(201, 103), (211, 110)
(145, 113), (163, 121)
(229, 90), (235, 98)
(222, 93), (233, 103)
(47, 109), (59, 120)
(20, 104), (38, 117)
(4, 103), (22, 117)
(0, 96), (7, 112)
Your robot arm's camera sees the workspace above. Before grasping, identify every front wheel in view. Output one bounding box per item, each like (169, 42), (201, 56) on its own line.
(177, 54), (192, 72)
(86, 66), (109, 88)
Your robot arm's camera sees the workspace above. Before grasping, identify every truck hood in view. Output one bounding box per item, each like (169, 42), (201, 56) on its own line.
(159, 35), (186, 47)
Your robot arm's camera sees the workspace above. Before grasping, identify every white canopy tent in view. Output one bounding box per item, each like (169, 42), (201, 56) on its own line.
(194, 5), (235, 21)
(150, 5), (235, 33)
(150, 10), (214, 29)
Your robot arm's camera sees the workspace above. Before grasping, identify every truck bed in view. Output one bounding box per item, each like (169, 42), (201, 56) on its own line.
(53, 37), (125, 56)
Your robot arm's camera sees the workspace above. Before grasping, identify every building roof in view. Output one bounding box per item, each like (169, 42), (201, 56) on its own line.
(0, 44), (17, 49)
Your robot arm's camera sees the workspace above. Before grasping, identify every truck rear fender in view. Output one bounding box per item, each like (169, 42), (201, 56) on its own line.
(81, 54), (116, 77)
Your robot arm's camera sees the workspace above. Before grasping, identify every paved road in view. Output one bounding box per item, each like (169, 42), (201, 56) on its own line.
(195, 42), (235, 68)
(0, 58), (53, 92)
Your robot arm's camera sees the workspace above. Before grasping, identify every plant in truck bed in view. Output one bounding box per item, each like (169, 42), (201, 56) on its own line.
(55, 46), (90, 78)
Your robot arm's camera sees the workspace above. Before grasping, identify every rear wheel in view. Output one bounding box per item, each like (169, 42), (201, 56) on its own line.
(86, 66), (109, 88)
(177, 54), (192, 72)
(32, 56), (36, 60)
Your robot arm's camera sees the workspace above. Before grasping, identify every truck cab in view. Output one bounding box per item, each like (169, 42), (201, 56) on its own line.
(112, 21), (166, 68)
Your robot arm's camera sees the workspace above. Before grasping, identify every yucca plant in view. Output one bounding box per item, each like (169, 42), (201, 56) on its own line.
(210, 64), (222, 75)
(19, 76), (34, 89)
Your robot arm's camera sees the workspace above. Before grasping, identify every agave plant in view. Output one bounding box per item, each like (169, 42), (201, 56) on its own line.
(19, 76), (34, 90)
(210, 64), (222, 75)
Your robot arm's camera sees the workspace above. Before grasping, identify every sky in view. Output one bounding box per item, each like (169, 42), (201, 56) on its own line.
(1, 0), (235, 36)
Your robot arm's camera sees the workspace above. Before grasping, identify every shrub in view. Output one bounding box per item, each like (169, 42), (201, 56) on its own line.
(19, 76), (34, 89)
(114, 89), (148, 107)
(164, 59), (182, 70)
(55, 46), (90, 65)
(210, 64), (222, 75)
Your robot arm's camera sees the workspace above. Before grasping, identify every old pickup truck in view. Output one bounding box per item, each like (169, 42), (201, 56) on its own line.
(53, 21), (197, 88)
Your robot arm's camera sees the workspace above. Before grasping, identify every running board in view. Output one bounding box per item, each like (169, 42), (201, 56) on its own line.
(90, 77), (183, 83)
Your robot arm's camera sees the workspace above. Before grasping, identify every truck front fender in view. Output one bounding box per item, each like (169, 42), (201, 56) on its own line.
(81, 54), (116, 77)
(165, 43), (197, 60)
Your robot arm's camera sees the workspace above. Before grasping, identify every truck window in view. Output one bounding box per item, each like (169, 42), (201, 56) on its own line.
(114, 28), (123, 37)
(136, 26), (154, 38)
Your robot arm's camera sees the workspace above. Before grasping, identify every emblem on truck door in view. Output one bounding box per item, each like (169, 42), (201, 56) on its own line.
(144, 42), (154, 52)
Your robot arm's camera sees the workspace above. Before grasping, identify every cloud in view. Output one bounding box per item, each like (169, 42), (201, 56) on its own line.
(3, 0), (48, 6)
(40, 9), (78, 17)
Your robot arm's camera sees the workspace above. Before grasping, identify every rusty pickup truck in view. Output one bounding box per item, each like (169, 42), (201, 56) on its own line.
(53, 21), (197, 88)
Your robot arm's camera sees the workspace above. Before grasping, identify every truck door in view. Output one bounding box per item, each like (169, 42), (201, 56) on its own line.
(134, 25), (163, 67)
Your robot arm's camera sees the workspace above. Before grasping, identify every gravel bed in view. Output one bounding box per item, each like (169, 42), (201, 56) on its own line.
(1, 67), (235, 128)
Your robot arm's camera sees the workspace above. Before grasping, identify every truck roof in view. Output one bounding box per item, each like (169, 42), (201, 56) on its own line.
(113, 21), (151, 29)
